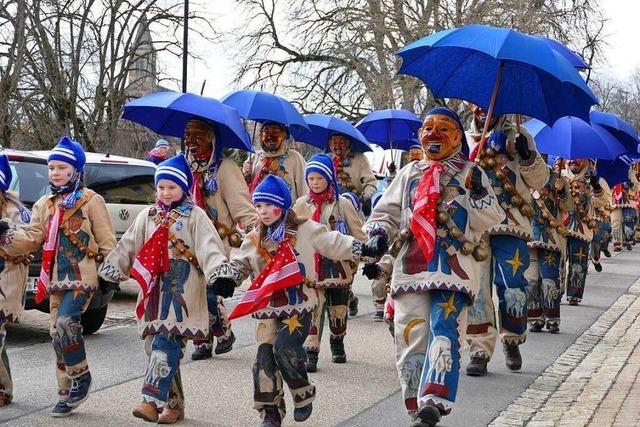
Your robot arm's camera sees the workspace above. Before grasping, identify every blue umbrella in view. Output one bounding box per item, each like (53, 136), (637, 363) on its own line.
(293, 114), (372, 152)
(534, 35), (589, 70)
(355, 109), (422, 149)
(122, 91), (253, 151)
(220, 90), (310, 135)
(597, 154), (640, 187)
(523, 116), (627, 160)
(396, 24), (599, 149)
(590, 111), (640, 153)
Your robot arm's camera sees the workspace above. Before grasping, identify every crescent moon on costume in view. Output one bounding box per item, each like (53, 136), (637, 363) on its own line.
(403, 318), (426, 346)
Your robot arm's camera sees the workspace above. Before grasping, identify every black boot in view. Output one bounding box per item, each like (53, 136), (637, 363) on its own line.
(593, 261), (602, 272)
(191, 343), (212, 360)
(603, 248), (612, 258)
(503, 342), (522, 371)
(330, 337), (347, 363)
(306, 349), (319, 372)
(260, 406), (281, 427)
(348, 295), (359, 317)
(410, 404), (442, 427)
(529, 322), (543, 332)
(466, 354), (488, 376)
(546, 322), (560, 334)
(293, 403), (313, 422)
(214, 332), (236, 355)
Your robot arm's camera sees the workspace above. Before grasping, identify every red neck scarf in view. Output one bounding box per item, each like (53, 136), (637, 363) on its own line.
(410, 162), (444, 263)
(191, 171), (206, 209)
(35, 206), (63, 304)
(250, 157), (275, 194)
(308, 186), (335, 276)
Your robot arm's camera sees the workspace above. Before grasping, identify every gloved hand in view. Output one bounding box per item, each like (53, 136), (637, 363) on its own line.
(514, 134), (531, 160)
(362, 235), (388, 258)
(590, 176), (602, 192)
(362, 263), (382, 280)
(362, 197), (372, 217)
(0, 219), (10, 236)
(469, 166), (485, 197)
(211, 278), (236, 298)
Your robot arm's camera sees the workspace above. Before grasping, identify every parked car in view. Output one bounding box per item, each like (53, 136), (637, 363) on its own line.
(6, 149), (157, 334)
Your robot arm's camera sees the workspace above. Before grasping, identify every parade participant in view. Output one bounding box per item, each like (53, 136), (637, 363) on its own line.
(327, 132), (377, 316)
(362, 191), (389, 321)
(610, 168), (639, 251)
(364, 107), (505, 427)
(590, 173), (612, 272)
(0, 137), (116, 417)
(243, 121), (307, 200)
(524, 165), (572, 334)
(182, 118), (257, 360)
(633, 162), (640, 243)
(147, 139), (171, 165)
(465, 106), (549, 376)
(210, 175), (385, 427)
(0, 154), (31, 406)
(99, 154), (229, 424)
(407, 141), (425, 162)
(562, 159), (610, 305)
(292, 154), (367, 372)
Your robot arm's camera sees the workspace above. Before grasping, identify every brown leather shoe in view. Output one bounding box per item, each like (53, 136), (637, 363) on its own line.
(158, 407), (185, 424)
(132, 401), (159, 423)
(0, 393), (12, 407)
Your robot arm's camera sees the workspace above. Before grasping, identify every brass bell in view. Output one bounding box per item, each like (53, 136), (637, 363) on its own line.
(170, 238), (178, 244)
(399, 228), (413, 241)
(63, 230), (71, 237)
(486, 148), (497, 158)
(460, 241), (474, 255)
(556, 225), (568, 237)
(438, 211), (449, 223)
(503, 182), (514, 193)
(479, 160), (488, 168)
(228, 232), (243, 248)
(450, 228), (464, 239)
(79, 247), (86, 253)
(511, 195), (523, 207)
(88, 252), (95, 259)
(216, 226), (226, 237)
(495, 170), (506, 180)
(486, 158), (496, 168)
(549, 220), (558, 228)
(179, 248), (186, 254)
(188, 256), (194, 262)
(472, 244), (490, 262)
(589, 220), (597, 229)
(96, 255), (104, 263)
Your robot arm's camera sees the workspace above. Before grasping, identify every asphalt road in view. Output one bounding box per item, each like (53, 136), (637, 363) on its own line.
(2, 247), (639, 426)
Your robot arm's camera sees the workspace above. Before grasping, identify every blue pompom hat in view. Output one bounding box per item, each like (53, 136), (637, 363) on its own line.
(0, 154), (12, 193)
(252, 175), (292, 210)
(305, 154), (340, 199)
(155, 154), (193, 193)
(341, 192), (361, 213)
(48, 136), (86, 171)
(155, 139), (169, 148)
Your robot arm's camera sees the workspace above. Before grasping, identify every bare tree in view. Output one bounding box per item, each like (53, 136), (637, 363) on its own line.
(231, 0), (604, 121)
(592, 69), (640, 133)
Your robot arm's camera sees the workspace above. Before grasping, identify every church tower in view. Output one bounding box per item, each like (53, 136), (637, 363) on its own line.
(127, 15), (157, 96)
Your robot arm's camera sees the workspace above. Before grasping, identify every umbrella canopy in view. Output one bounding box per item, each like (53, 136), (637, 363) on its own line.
(523, 116), (627, 160)
(122, 91), (253, 151)
(396, 24), (598, 127)
(220, 90), (310, 135)
(294, 114), (372, 152)
(597, 154), (640, 187)
(590, 111), (640, 153)
(534, 35), (589, 70)
(355, 109), (422, 149)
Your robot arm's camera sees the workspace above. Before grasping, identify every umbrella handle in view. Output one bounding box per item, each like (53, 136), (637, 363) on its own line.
(475, 63), (504, 159)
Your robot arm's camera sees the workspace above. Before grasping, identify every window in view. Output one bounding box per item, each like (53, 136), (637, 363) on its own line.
(84, 163), (156, 205)
(9, 160), (50, 206)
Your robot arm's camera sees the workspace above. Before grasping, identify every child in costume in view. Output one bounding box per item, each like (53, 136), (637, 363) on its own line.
(364, 107), (505, 427)
(292, 154), (367, 372)
(211, 175), (385, 427)
(0, 154), (31, 406)
(99, 154), (229, 424)
(0, 137), (116, 417)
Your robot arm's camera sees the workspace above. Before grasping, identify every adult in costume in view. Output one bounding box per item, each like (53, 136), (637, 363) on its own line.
(610, 168), (639, 251)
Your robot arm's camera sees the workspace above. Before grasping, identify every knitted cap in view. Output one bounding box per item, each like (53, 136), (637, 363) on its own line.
(48, 136), (86, 171)
(341, 192), (361, 213)
(0, 154), (12, 192)
(155, 139), (169, 148)
(252, 175), (292, 210)
(372, 191), (384, 210)
(306, 154), (340, 199)
(155, 154), (193, 193)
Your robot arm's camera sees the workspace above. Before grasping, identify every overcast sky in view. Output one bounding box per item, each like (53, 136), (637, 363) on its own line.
(159, 0), (640, 99)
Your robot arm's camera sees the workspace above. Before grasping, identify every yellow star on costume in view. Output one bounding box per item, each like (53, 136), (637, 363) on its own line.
(574, 247), (587, 262)
(506, 248), (524, 275)
(281, 314), (304, 335)
(437, 293), (458, 320)
(543, 252), (557, 266)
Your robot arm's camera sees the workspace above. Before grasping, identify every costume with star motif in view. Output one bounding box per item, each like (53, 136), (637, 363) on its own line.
(610, 168), (639, 251)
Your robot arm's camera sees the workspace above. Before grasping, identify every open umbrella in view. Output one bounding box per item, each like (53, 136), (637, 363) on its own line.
(534, 35), (589, 70)
(220, 90), (310, 135)
(355, 109), (421, 149)
(523, 116), (627, 160)
(396, 24), (599, 154)
(294, 114), (372, 152)
(597, 154), (640, 187)
(122, 91), (253, 151)
(590, 111), (640, 153)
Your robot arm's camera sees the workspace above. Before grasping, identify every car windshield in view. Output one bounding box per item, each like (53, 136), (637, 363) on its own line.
(84, 163), (156, 204)
(9, 160), (50, 206)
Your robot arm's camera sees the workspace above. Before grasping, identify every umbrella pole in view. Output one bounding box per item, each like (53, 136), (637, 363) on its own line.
(476, 64), (504, 157)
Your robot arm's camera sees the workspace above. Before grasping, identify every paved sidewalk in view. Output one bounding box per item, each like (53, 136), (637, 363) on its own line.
(491, 274), (640, 427)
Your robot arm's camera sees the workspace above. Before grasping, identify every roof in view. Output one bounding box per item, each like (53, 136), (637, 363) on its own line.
(30, 150), (157, 168)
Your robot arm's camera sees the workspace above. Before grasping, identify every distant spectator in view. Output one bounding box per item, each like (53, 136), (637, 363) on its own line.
(147, 139), (171, 164)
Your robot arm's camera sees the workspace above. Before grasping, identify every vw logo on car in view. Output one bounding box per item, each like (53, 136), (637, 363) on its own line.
(119, 209), (130, 221)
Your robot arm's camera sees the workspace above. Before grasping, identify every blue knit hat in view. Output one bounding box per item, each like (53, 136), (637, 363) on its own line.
(155, 154), (193, 193)
(425, 107), (469, 158)
(341, 192), (361, 213)
(372, 191), (384, 210)
(48, 136), (86, 171)
(305, 154), (340, 197)
(252, 175), (292, 210)
(155, 139), (169, 148)
(0, 154), (12, 193)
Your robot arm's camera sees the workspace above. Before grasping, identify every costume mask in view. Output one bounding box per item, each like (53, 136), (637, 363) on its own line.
(329, 134), (351, 158)
(408, 147), (424, 162)
(473, 106), (498, 132)
(419, 114), (463, 161)
(568, 158), (588, 174)
(260, 123), (287, 152)
(184, 120), (214, 162)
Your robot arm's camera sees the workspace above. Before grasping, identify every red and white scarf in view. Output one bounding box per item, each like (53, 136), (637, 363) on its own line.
(307, 186), (335, 277)
(410, 162), (444, 263)
(35, 207), (63, 304)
